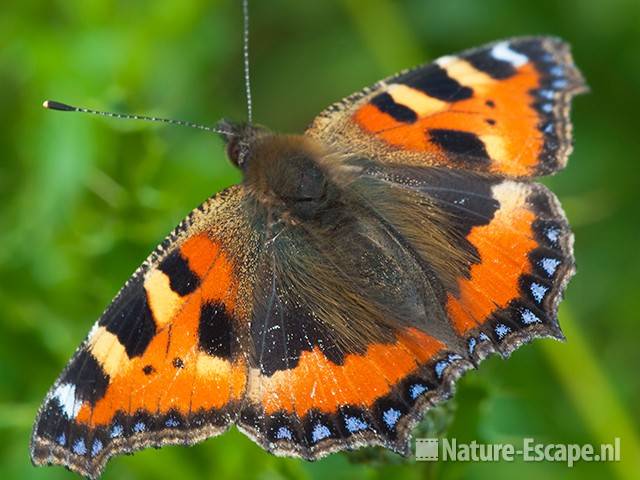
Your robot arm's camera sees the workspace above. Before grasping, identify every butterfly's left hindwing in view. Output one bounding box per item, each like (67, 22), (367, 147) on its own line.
(307, 36), (586, 178)
(31, 186), (262, 479)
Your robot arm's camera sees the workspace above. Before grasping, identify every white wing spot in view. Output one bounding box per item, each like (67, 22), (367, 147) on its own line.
(435, 55), (456, 67)
(52, 383), (81, 419)
(491, 42), (528, 67)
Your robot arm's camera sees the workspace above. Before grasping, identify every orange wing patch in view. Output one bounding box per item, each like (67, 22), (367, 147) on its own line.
(443, 179), (574, 359)
(247, 328), (445, 417)
(32, 231), (249, 478)
(446, 182), (537, 334)
(76, 234), (244, 427)
(354, 62), (543, 176)
(237, 327), (473, 457)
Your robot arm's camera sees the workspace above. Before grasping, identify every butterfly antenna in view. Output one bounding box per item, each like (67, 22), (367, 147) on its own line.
(42, 100), (235, 136)
(242, 0), (253, 123)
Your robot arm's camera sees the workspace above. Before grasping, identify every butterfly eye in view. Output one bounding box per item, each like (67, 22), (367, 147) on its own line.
(227, 137), (250, 168)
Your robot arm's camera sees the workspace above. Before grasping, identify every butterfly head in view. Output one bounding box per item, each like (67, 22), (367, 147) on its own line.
(216, 119), (269, 169)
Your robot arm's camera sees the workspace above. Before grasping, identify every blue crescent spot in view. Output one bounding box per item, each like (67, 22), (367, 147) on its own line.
(344, 415), (368, 433)
(56, 433), (66, 446)
(133, 421), (146, 433)
(521, 309), (541, 325)
(110, 423), (123, 438)
(165, 417), (180, 428)
(72, 438), (87, 456)
(468, 337), (478, 354)
(545, 227), (560, 244)
(539, 89), (554, 100)
(495, 323), (511, 339)
(530, 282), (548, 303)
(311, 423), (331, 443)
(91, 439), (103, 457)
(540, 258), (561, 277)
(275, 426), (292, 440)
(383, 408), (401, 429)
(434, 360), (449, 378)
(552, 79), (568, 89)
(409, 383), (428, 400)
(549, 65), (565, 77)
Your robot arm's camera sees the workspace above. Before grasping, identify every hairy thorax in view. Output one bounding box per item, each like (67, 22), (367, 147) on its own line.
(235, 131), (343, 221)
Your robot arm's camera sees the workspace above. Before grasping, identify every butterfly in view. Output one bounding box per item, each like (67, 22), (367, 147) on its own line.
(31, 36), (585, 478)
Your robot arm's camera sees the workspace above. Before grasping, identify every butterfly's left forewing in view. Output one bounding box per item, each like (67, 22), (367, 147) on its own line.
(31, 185), (262, 479)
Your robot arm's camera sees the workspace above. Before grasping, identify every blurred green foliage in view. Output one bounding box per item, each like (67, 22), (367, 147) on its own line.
(1, 0), (639, 479)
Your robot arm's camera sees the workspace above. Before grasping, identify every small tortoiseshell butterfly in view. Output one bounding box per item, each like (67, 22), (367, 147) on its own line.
(31, 21), (586, 478)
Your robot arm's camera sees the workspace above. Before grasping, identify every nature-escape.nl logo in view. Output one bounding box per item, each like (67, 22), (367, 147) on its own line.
(415, 437), (621, 467)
